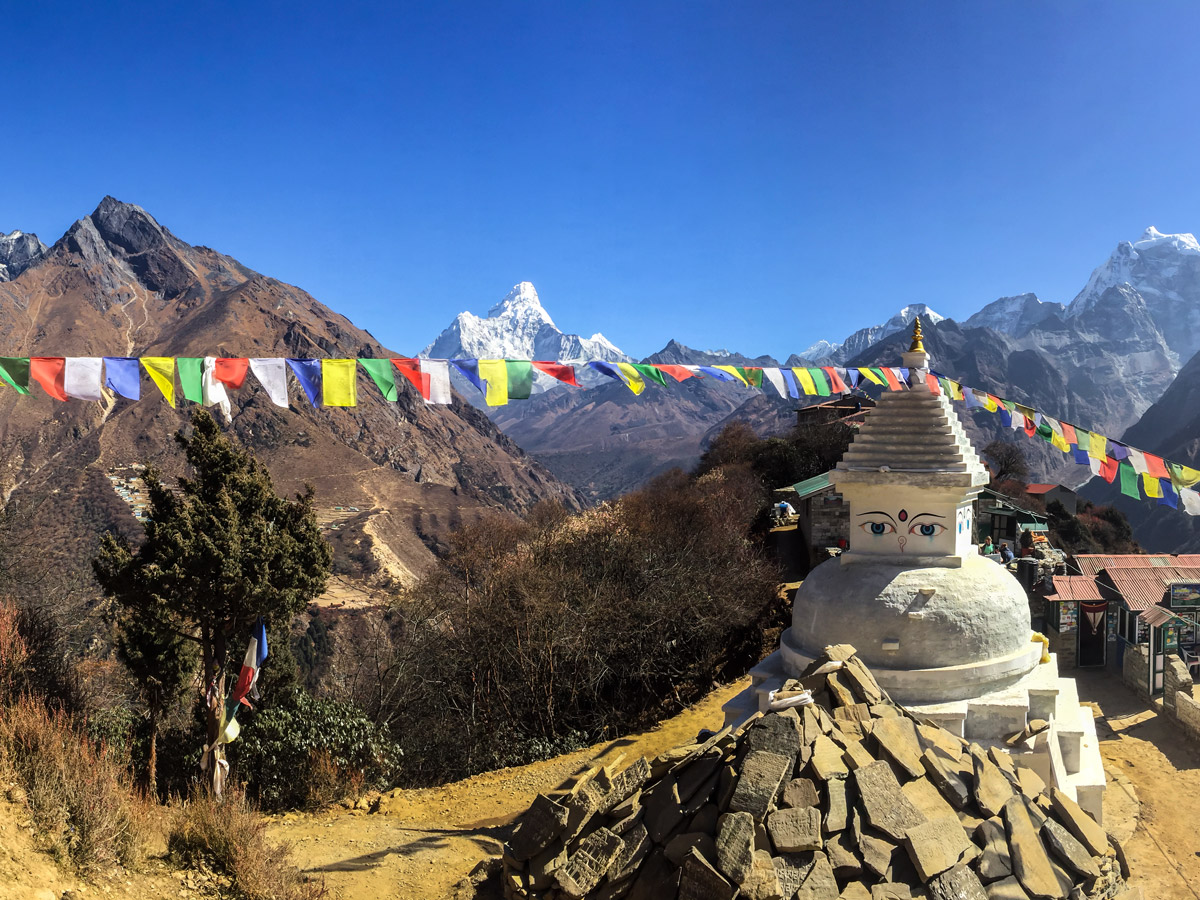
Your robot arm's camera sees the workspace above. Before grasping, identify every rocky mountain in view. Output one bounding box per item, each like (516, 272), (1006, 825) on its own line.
(797, 303), (945, 365)
(0, 231), (46, 282)
(963, 293), (1066, 337)
(0, 198), (580, 586)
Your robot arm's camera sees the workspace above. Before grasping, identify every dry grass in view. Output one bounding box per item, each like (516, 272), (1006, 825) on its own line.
(169, 787), (326, 900)
(0, 694), (151, 871)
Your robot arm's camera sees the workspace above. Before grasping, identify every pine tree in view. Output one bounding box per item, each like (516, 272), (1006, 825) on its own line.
(93, 409), (332, 794)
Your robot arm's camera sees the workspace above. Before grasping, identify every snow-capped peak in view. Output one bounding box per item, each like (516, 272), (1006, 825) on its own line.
(486, 281), (557, 329)
(1069, 226), (1200, 318)
(964, 293), (1066, 337)
(1132, 226), (1200, 255)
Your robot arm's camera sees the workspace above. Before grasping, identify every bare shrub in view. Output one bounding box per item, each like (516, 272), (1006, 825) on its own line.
(169, 787), (326, 900)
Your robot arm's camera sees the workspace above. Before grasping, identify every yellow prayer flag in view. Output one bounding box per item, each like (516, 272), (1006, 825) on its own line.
(1173, 464), (1200, 488)
(1087, 432), (1107, 461)
(947, 381), (964, 401)
(982, 394), (999, 412)
(141, 357), (176, 407)
(792, 367), (817, 395)
(321, 359), (358, 407)
(857, 367), (885, 386)
(615, 362), (647, 395)
(1142, 472), (1163, 498)
(477, 359), (508, 406)
(713, 365), (749, 386)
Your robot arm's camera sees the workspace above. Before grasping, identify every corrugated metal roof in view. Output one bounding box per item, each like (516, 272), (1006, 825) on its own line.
(1049, 575), (1104, 602)
(1140, 606), (1182, 627)
(791, 471), (833, 499)
(1071, 554), (1174, 578)
(1102, 565), (1200, 611)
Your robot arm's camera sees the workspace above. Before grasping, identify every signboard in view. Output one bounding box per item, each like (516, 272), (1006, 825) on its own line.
(1058, 600), (1078, 633)
(1169, 583), (1200, 608)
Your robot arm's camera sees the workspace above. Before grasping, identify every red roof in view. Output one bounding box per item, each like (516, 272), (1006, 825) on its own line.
(1049, 575), (1104, 603)
(1101, 565), (1200, 611)
(1025, 484), (1058, 494)
(1071, 554), (1174, 578)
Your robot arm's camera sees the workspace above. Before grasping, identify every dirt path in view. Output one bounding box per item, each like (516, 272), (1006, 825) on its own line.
(266, 679), (749, 900)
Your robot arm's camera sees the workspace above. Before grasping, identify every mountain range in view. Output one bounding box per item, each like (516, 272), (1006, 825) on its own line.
(0, 198), (580, 588)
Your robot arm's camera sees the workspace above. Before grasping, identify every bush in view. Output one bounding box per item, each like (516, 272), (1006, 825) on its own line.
(169, 787), (325, 900)
(231, 688), (402, 810)
(0, 694), (149, 871)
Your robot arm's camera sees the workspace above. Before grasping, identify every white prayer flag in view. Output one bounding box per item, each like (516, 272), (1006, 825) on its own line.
(64, 357), (103, 401)
(248, 358), (289, 408)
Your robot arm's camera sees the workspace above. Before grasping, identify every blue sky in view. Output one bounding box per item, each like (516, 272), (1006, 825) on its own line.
(6, 2), (1200, 360)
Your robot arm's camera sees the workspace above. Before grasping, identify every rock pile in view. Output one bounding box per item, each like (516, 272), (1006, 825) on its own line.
(501, 645), (1136, 900)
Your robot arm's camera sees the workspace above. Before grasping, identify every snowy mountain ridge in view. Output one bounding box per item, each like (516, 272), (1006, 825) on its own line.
(801, 303), (946, 365)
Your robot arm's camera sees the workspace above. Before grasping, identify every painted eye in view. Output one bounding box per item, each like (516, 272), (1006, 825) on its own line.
(860, 521), (895, 536)
(910, 523), (946, 537)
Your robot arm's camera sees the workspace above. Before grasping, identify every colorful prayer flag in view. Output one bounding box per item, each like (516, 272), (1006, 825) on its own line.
(1118, 463), (1140, 499)
(321, 359), (358, 407)
(858, 367), (885, 386)
(248, 359), (288, 407)
(177, 358), (204, 403)
(630, 364), (668, 387)
(141, 357), (176, 406)
(0, 358), (30, 394)
(793, 367), (817, 395)
(229, 619), (268, 709)
(392, 358), (431, 399)
(478, 359), (509, 405)
(420, 359), (452, 405)
(1141, 472), (1163, 499)
(29, 357), (68, 401)
(64, 358), (103, 401)
(104, 357), (141, 400)
(359, 358), (399, 401)
(532, 361), (580, 385)
(214, 358), (250, 389)
(614, 362), (647, 395)
(822, 367), (848, 394)
(286, 359), (322, 407)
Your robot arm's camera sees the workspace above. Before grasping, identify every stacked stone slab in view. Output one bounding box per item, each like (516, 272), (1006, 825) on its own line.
(502, 646), (1136, 900)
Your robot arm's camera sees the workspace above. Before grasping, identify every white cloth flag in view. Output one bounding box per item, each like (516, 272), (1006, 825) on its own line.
(202, 357), (232, 420)
(761, 367), (788, 398)
(1126, 448), (1149, 475)
(248, 358), (289, 408)
(419, 359), (452, 405)
(1181, 488), (1200, 516)
(64, 357), (103, 401)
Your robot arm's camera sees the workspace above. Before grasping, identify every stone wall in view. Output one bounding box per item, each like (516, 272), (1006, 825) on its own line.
(1121, 643), (1150, 696)
(1163, 656), (1191, 716)
(810, 495), (848, 548)
(1176, 692), (1200, 741)
(1047, 628), (1077, 671)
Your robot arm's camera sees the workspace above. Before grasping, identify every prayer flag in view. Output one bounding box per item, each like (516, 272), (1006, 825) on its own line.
(1088, 454), (1119, 483)
(286, 359), (322, 407)
(1182, 488), (1200, 516)
(614, 362), (647, 395)
(793, 367), (817, 395)
(1075, 430), (1091, 452)
(1144, 452), (1170, 480)
(740, 367), (764, 388)
(894, 367), (910, 385)
(64, 357), (103, 401)
(141, 357), (176, 406)
(420, 359), (452, 405)
(631, 364), (668, 387)
(1072, 447), (1091, 466)
(29, 357), (68, 401)
(451, 359), (484, 392)
(392, 358), (431, 399)
(358, 358), (399, 400)
(946, 380), (964, 401)
(781, 368), (800, 399)
(1109, 442), (1130, 461)
(1118, 463), (1140, 499)
(177, 358), (204, 403)
(202, 357), (232, 418)
(478, 359), (509, 405)
(809, 368), (831, 397)
(963, 387), (983, 409)
(103, 357), (141, 400)
(925, 373), (941, 395)
(822, 367), (848, 394)
(1141, 473), (1163, 499)
(844, 368), (861, 389)
(880, 368), (902, 392)
(1087, 432), (1107, 460)
(698, 366), (740, 382)
(1060, 422), (1078, 445)
(248, 359), (289, 407)
(1126, 448), (1148, 475)
(532, 361), (580, 385)
(712, 365), (749, 385)
(506, 360), (535, 399)
(230, 619), (269, 709)
(321, 359), (357, 407)
(998, 401), (1013, 429)
(854, 366), (883, 386)
(0, 358), (30, 394)
(1160, 478), (1179, 509)
(761, 367), (788, 397)
(214, 358), (250, 389)
(1170, 462), (1200, 489)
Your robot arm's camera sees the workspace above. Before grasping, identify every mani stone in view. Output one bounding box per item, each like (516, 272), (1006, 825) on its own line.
(678, 846), (736, 900)
(1041, 820), (1100, 881)
(845, 656), (885, 704)
(927, 863), (989, 900)
(973, 749), (1015, 819)
(599, 757), (652, 814)
(811, 735), (851, 780)
(677, 752), (723, 805)
(729, 751), (794, 820)
(839, 882), (872, 900)
(842, 739), (877, 771)
(975, 818), (1014, 883)
(1002, 796), (1066, 900)
(642, 776), (685, 842)
(1014, 765), (1046, 800)
(769, 806), (825, 852)
(555, 827), (625, 898)
(665, 830), (716, 867)
(901, 776), (958, 824)
(796, 851), (840, 900)
(626, 850), (680, 900)
(922, 749), (971, 809)
(747, 712), (804, 758)
(528, 843), (568, 890)
(825, 775), (849, 832)
(773, 851), (819, 896)
(904, 815), (973, 881)
(872, 716), (926, 779)
(783, 777), (821, 809)
(509, 793), (569, 860)
(610, 824), (652, 882)
(1048, 788), (1109, 857)
(741, 849), (785, 900)
(854, 760), (928, 841)
(984, 876), (1032, 899)
(827, 671), (859, 708)
(716, 811), (756, 883)
(826, 829), (863, 877)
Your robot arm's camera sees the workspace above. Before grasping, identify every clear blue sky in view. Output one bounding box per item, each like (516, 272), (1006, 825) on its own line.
(7, 2), (1200, 360)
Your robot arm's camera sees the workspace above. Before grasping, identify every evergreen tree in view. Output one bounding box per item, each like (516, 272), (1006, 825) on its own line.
(93, 410), (332, 794)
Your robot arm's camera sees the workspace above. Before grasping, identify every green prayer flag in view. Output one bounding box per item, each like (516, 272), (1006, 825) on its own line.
(1036, 422), (1054, 443)
(177, 357), (204, 403)
(632, 364), (668, 387)
(1075, 429), (1091, 451)
(810, 368), (831, 397)
(0, 357), (31, 394)
(737, 367), (764, 388)
(870, 367), (889, 385)
(357, 359), (398, 401)
(505, 360), (534, 400)
(1118, 462), (1141, 499)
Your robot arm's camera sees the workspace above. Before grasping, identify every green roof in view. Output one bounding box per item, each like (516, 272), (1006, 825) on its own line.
(791, 471), (833, 499)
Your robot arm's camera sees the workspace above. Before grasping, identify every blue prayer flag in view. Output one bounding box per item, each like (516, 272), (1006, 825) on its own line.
(286, 359), (322, 407)
(103, 357), (140, 400)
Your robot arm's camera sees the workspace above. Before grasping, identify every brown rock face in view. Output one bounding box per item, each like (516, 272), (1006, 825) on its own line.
(0, 198), (580, 584)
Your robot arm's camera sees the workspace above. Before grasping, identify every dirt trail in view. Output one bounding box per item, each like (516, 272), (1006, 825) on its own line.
(266, 679), (749, 900)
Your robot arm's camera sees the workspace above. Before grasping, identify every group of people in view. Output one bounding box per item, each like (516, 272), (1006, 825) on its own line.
(980, 535), (1014, 563)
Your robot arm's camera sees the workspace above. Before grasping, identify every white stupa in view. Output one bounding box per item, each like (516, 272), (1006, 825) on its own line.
(725, 320), (1107, 820)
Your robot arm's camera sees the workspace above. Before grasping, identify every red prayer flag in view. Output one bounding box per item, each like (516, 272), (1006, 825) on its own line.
(29, 357), (67, 401)
(879, 368), (902, 392)
(651, 365), (697, 382)
(392, 358), (431, 399)
(1060, 422), (1078, 445)
(1023, 416), (1036, 437)
(1144, 452), (1170, 480)
(925, 373), (941, 394)
(1100, 456), (1119, 483)
(214, 358), (250, 389)
(531, 361), (579, 386)
(822, 367), (848, 393)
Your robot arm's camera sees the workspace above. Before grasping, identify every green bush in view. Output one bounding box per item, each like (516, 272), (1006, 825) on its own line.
(232, 688), (402, 810)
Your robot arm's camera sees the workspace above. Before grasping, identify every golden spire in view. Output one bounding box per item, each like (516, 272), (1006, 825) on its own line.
(909, 316), (925, 352)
